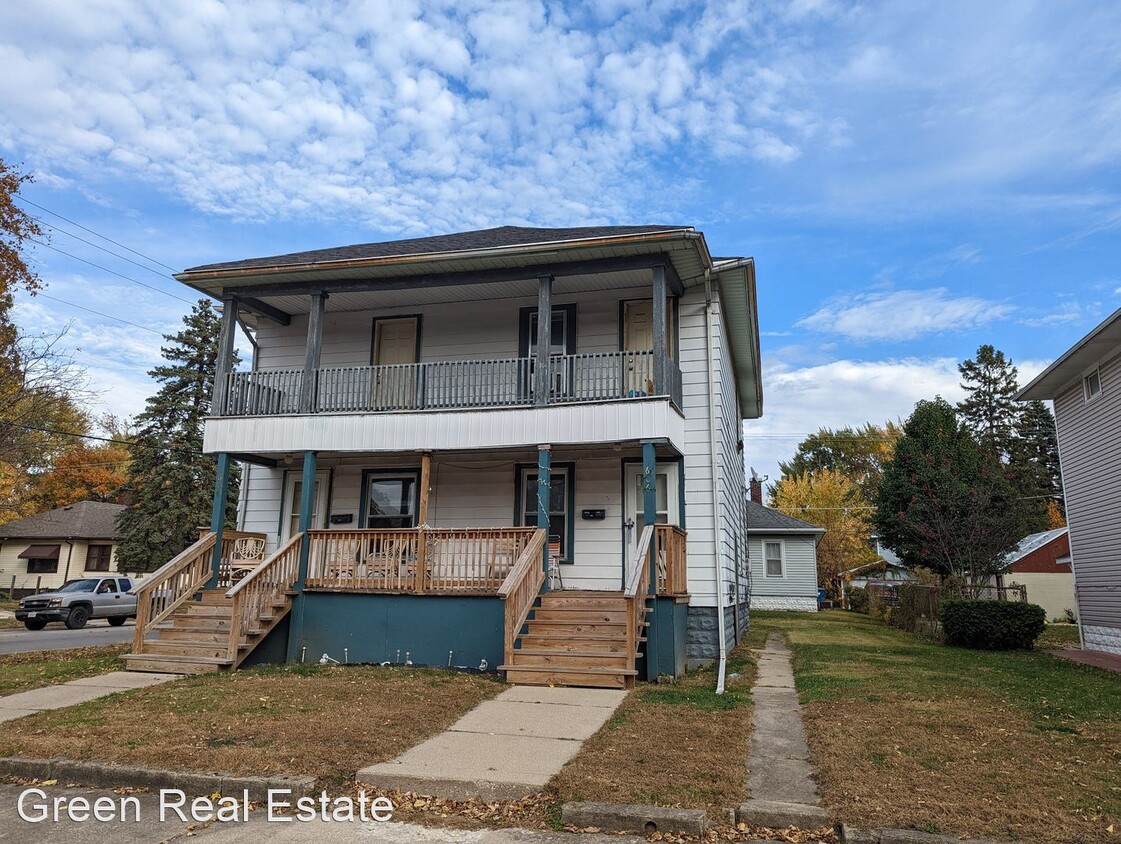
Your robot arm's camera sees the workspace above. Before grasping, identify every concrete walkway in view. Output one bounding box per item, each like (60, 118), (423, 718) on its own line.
(359, 685), (627, 801)
(0, 671), (178, 724)
(739, 632), (830, 829)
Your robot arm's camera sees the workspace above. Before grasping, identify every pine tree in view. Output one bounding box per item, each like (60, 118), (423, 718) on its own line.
(874, 398), (1032, 592)
(956, 345), (1021, 456)
(115, 301), (239, 571)
(1008, 399), (1062, 530)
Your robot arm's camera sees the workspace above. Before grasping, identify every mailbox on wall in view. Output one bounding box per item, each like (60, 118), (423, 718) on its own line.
(581, 509), (606, 520)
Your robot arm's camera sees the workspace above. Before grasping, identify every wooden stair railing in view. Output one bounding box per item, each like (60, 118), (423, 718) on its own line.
(497, 529), (547, 667)
(224, 533), (303, 667)
(654, 524), (688, 595)
(623, 524), (656, 673)
(131, 533), (219, 654)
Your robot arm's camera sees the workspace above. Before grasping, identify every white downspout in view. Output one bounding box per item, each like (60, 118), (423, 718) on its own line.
(704, 269), (728, 694)
(1051, 412), (1084, 649)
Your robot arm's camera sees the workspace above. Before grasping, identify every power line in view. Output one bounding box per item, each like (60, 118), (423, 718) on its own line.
(14, 194), (179, 273)
(8, 422), (204, 457)
(35, 293), (167, 335)
(29, 238), (194, 305)
(31, 214), (181, 285)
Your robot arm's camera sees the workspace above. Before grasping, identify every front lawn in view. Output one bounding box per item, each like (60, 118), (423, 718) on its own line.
(0, 664), (502, 783)
(549, 641), (756, 813)
(0, 645), (128, 696)
(752, 611), (1120, 844)
(1037, 623), (1081, 650)
(0, 598), (21, 629)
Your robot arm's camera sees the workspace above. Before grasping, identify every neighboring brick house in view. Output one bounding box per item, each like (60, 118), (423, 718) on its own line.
(991, 528), (1074, 623)
(0, 501), (127, 598)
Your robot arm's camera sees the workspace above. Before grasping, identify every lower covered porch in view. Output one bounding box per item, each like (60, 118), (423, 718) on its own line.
(127, 442), (692, 687)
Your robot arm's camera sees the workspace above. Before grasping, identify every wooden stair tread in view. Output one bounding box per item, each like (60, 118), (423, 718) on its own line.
(499, 664), (638, 676)
(124, 653), (232, 665)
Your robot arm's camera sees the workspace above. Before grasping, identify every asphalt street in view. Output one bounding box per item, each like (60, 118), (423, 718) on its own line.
(0, 783), (639, 844)
(0, 621), (135, 655)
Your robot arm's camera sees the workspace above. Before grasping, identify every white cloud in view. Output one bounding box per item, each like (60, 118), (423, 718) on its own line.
(797, 288), (1015, 341)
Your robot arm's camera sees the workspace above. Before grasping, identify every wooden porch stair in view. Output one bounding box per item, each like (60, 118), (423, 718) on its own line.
(499, 590), (647, 689)
(124, 588), (292, 674)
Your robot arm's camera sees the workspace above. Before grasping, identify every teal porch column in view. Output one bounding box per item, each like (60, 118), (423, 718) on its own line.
(537, 444), (552, 592)
(286, 450), (317, 662)
(206, 452), (232, 589)
(641, 440), (660, 681)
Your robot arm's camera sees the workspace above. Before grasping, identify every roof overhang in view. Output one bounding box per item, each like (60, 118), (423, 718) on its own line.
(714, 259), (763, 419)
(1018, 307), (1121, 401)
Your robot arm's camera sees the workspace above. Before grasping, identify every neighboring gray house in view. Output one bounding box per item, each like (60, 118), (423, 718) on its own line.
(746, 498), (824, 611)
(1019, 307), (1121, 655)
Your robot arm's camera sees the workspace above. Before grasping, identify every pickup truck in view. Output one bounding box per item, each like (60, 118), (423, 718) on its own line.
(15, 576), (138, 630)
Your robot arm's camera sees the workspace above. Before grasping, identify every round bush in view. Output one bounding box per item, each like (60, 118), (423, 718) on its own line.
(940, 599), (1047, 650)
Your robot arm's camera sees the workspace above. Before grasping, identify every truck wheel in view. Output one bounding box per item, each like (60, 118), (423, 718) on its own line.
(65, 606), (90, 629)
(107, 616), (127, 627)
(24, 619), (47, 631)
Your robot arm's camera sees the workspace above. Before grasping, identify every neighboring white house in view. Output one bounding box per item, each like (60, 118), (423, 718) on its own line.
(127, 225), (764, 684)
(990, 528), (1075, 623)
(1019, 307), (1121, 655)
(0, 502), (127, 597)
(746, 499), (824, 611)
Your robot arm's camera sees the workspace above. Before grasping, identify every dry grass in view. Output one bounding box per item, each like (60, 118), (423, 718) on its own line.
(751, 611), (1121, 844)
(0, 664), (502, 783)
(0, 645), (128, 696)
(1037, 623), (1081, 649)
(549, 642), (756, 813)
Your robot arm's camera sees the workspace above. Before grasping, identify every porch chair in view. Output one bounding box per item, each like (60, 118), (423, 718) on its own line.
(227, 537), (266, 585)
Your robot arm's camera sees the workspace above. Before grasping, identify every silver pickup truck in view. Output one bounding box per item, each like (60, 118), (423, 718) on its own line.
(15, 576), (138, 630)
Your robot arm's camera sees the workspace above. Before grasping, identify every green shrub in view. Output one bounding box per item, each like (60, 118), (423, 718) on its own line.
(940, 600), (1046, 650)
(846, 587), (869, 613)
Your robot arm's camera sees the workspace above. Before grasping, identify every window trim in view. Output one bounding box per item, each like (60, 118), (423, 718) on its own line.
(514, 462), (576, 563)
(359, 468), (422, 530)
(763, 539), (785, 578)
(1083, 366), (1103, 402)
(85, 544), (113, 572)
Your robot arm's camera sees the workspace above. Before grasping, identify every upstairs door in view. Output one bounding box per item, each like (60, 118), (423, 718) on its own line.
(372, 317), (419, 409)
(519, 305), (576, 400)
(622, 301), (654, 395)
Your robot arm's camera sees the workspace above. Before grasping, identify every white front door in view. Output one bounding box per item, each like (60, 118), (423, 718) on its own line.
(373, 317), (419, 407)
(281, 470), (329, 542)
(623, 462), (679, 555)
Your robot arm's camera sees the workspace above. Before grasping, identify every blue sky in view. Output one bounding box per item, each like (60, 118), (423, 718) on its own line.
(2, 0), (1120, 484)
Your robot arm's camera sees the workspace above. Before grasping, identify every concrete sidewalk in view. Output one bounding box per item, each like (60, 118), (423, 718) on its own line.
(0, 672), (178, 724)
(358, 685), (627, 801)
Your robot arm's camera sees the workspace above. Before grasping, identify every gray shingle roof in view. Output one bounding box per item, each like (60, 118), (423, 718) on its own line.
(184, 225), (689, 274)
(745, 500), (826, 534)
(0, 501), (126, 540)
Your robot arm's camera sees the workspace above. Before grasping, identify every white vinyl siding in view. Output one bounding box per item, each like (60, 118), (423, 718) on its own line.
(1053, 348), (1121, 646)
(0, 540), (126, 593)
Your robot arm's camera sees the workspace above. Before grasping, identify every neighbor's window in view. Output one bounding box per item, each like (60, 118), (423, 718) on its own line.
(764, 541), (784, 577)
(86, 544), (112, 571)
(1084, 368), (1103, 400)
(27, 558), (58, 574)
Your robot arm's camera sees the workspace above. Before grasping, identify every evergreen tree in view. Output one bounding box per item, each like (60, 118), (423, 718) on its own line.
(1007, 399), (1062, 530)
(115, 301), (239, 571)
(956, 344), (1021, 456)
(874, 398), (1032, 593)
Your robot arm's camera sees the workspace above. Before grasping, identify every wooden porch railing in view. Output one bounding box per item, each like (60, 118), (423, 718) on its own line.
(654, 524), (688, 595)
(305, 527), (538, 593)
(131, 533), (216, 652)
(224, 533), (302, 666)
(497, 528), (547, 666)
(624, 524), (656, 669)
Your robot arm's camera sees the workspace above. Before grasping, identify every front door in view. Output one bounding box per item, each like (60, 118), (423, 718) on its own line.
(623, 462), (680, 556)
(281, 470), (329, 542)
(372, 317), (419, 408)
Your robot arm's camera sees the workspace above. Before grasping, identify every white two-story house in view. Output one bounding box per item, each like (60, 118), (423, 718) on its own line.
(126, 225), (763, 688)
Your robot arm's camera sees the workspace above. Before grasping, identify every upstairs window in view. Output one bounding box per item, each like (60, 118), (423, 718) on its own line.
(764, 541), (784, 577)
(1084, 368), (1103, 401)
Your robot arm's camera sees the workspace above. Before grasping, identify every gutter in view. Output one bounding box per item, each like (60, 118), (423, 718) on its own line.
(704, 268), (728, 695)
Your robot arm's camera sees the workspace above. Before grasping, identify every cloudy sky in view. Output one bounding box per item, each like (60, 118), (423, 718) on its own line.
(2, 0), (1120, 484)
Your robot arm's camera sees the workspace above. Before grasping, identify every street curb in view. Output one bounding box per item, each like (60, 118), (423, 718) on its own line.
(0, 757), (317, 802)
(561, 801), (708, 835)
(356, 768), (542, 803)
(836, 822), (1004, 844)
(738, 799), (831, 829)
